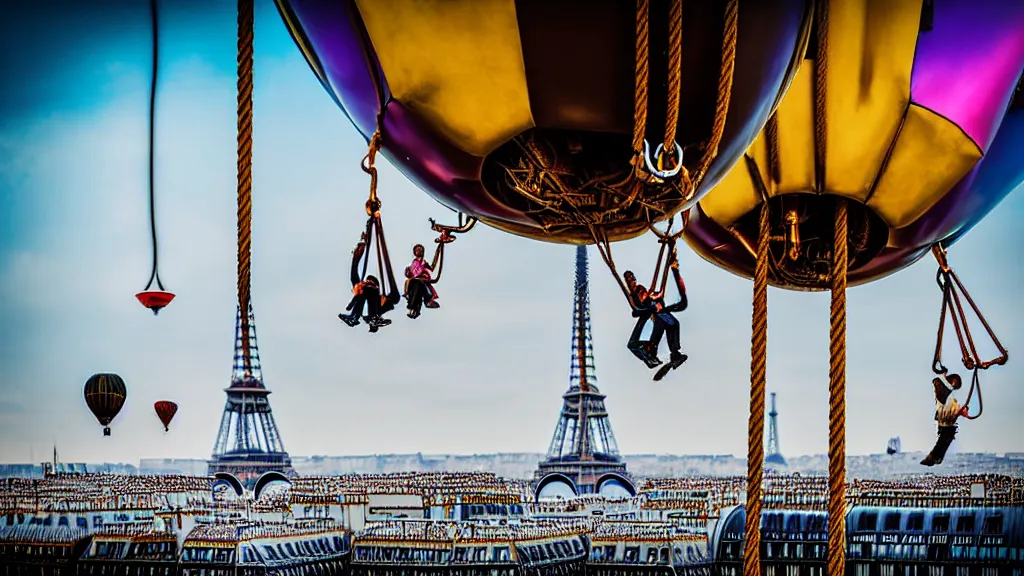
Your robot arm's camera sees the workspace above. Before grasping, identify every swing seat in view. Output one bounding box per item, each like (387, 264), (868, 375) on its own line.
(136, 291), (175, 315)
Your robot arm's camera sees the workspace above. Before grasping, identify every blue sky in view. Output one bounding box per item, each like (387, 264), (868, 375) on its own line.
(0, 1), (1021, 466)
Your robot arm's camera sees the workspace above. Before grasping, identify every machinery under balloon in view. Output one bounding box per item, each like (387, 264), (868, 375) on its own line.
(682, 0), (1024, 289)
(274, 0), (813, 244)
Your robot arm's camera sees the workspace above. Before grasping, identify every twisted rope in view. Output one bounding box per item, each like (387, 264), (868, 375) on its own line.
(813, 0), (829, 193)
(630, 0), (650, 176)
(828, 198), (848, 576)
(236, 0), (255, 370)
(765, 114), (781, 186)
(664, 0), (683, 152)
(744, 200), (770, 576)
(691, 0), (738, 190)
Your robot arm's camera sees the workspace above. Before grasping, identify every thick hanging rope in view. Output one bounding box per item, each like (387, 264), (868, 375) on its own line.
(143, 0), (164, 292)
(591, 0), (739, 305)
(690, 0), (738, 190)
(744, 200), (770, 576)
(663, 0), (683, 154)
(236, 0), (255, 370)
(827, 198), (848, 576)
(630, 0), (650, 177)
(813, 0), (830, 193)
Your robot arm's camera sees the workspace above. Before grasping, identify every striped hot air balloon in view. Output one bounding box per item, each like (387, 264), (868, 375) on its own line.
(83, 374), (127, 437)
(682, 0), (1024, 288)
(274, 0), (814, 243)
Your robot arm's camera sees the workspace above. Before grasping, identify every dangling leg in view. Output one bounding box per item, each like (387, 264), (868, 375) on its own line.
(424, 283), (440, 309)
(646, 320), (666, 366)
(406, 280), (425, 319)
(921, 425), (957, 466)
(653, 313), (687, 381)
(627, 315), (662, 368)
(339, 294), (365, 327)
(363, 287), (392, 332)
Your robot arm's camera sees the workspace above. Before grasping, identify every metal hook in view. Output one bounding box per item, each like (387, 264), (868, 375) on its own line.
(642, 139), (685, 179)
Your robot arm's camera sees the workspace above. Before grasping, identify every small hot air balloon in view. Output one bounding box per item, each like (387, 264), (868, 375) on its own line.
(154, 401), (178, 432)
(83, 374), (127, 437)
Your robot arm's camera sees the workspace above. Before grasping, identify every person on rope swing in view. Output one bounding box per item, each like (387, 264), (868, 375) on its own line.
(404, 244), (440, 319)
(338, 234), (392, 332)
(624, 255), (688, 381)
(920, 372), (969, 467)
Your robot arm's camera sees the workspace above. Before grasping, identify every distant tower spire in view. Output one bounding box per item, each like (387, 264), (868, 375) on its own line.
(765, 392), (787, 467)
(534, 246), (633, 497)
(208, 304), (294, 484)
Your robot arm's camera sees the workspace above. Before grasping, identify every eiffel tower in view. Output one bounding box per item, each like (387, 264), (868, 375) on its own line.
(208, 304), (294, 485)
(533, 245), (633, 498)
(765, 392), (787, 467)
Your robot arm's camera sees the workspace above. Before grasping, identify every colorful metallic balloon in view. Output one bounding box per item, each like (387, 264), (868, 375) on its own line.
(683, 0), (1024, 289)
(83, 373), (127, 437)
(154, 400), (178, 432)
(274, 0), (813, 243)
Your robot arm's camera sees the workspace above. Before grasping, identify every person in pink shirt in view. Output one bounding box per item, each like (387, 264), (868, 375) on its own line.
(405, 244), (440, 319)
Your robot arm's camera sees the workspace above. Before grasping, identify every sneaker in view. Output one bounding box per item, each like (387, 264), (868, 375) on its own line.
(653, 352), (688, 382)
(920, 454), (937, 467)
(425, 299), (440, 309)
(366, 315), (392, 327)
(644, 343), (662, 368)
(407, 309), (420, 319)
(338, 313), (360, 327)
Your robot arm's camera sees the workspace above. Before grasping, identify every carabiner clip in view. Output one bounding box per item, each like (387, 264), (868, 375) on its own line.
(642, 139), (685, 180)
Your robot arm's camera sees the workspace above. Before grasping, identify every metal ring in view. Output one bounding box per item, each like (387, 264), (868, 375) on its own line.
(643, 139), (685, 179)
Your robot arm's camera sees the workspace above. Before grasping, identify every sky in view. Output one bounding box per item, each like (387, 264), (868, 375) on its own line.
(0, 1), (1021, 466)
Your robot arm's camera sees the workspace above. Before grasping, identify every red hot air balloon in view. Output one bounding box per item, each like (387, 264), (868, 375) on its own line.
(83, 374), (127, 436)
(154, 401), (178, 432)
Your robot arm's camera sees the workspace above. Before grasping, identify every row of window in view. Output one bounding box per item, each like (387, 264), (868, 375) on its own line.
(848, 543), (1022, 561)
(854, 511), (1005, 535)
(256, 535), (345, 563)
(517, 538), (585, 565)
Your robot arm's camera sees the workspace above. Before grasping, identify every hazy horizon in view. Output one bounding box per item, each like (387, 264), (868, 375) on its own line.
(1, 1), (1022, 465)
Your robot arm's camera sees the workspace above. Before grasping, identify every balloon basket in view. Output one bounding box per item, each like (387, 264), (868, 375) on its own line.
(103, 427), (111, 437)
(136, 291), (176, 315)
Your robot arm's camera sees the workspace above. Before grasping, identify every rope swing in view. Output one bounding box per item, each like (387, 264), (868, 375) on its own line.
(135, 0), (175, 316)
(589, 0), (739, 310)
(930, 245), (1008, 421)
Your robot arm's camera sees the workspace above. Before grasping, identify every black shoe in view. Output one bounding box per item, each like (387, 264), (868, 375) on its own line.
(644, 343), (663, 368)
(338, 313), (360, 327)
(653, 352), (688, 382)
(920, 454), (937, 467)
(365, 315), (392, 328)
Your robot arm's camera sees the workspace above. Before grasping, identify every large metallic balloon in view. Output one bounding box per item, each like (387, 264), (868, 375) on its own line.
(275, 0), (813, 243)
(683, 0), (1024, 289)
(83, 373), (127, 437)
